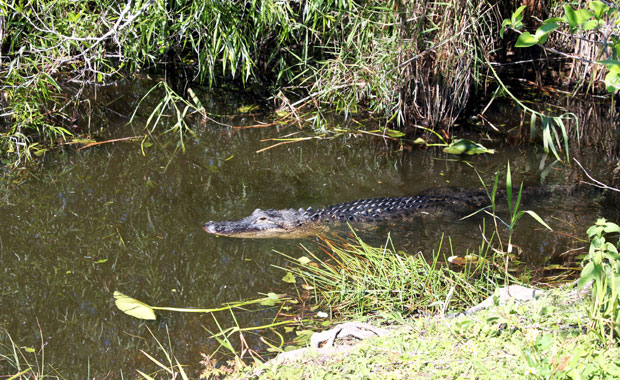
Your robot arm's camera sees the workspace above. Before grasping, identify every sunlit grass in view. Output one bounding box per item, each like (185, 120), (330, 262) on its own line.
(275, 232), (507, 319)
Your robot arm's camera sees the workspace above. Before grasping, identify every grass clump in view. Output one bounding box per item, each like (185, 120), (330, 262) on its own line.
(277, 233), (506, 320)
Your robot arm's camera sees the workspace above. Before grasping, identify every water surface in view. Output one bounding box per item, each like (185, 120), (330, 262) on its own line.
(0, 86), (617, 377)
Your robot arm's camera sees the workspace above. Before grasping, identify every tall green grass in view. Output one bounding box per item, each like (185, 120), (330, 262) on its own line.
(276, 232), (505, 319)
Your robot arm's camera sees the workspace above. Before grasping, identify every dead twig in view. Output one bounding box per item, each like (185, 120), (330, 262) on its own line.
(574, 158), (620, 192)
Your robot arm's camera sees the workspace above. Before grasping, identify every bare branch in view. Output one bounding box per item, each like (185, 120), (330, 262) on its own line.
(574, 158), (620, 192)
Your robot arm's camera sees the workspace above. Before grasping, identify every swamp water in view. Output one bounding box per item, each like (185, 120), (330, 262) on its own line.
(0, 89), (617, 377)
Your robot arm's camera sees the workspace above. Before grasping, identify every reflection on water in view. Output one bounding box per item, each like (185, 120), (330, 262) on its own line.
(0, 86), (617, 377)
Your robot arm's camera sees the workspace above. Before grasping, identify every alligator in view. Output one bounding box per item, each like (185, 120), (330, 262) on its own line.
(203, 187), (499, 238)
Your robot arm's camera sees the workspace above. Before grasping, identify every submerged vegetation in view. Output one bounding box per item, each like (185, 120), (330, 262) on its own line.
(1, 0), (618, 165)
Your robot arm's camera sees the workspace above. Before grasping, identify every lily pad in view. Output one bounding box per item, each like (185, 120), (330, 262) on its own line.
(443, 138), (495, 155)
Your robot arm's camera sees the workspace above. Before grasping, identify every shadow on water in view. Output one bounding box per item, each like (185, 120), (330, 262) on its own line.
(0, 84), (618, 377)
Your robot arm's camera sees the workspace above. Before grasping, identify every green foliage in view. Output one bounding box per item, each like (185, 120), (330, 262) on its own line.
(277, 233), (502, 319)
(485, 62), (578, 162)
(501, 1), (620, 94)
(443, 138), (496, 155)
(1, 0), (500, 165)
(480, 163), (552, 255)
(578, 218), (620, 343)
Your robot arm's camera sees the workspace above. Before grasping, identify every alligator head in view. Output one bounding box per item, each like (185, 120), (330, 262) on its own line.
(203, 207), (326, 238)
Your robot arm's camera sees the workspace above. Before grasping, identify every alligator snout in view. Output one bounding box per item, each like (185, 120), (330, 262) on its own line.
(203, 221), (217, 234)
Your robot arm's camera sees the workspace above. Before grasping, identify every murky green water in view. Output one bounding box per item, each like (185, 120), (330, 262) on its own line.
(0, 84), (618, 377)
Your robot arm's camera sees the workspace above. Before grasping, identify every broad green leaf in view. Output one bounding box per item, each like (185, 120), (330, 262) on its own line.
(113, 291), (157, 320)
(535, 22), (559, 41)
(591, 236), (604, 249)
(535, 334), (553, 351)
(563, 5), (578, 29)
(603, 244), (619, 257)
(600, 60), (620, 72)
(515, 32), (539, 47)
(589, 1), (609, 19)
(443, 139), (495, 155)
(384, 128), (405, 138)
(578, 261), (596, 289)
(581, 19), (599, 31)
(604, 222), (620, 234)
(275, 109), (290, 118)
(237, 104), (259, 113)
(260, 293), (282, 306)
(587, 222), (603, 237)
(604, 70), (620, 93)
(500, 5), (526, 37)
(542, 17), (566, 25)
(500, 19), (511, 38)
(511, 5), (527, 24)
(574, 9), (595, 26)
(564, 6), (595, 29)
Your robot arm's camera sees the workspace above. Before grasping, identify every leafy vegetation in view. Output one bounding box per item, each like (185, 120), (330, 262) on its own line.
(0, 0), (502, 166)
(578, 218), (620, 343)
(1, 0), (617, 166)
(277, 233), (502, 319)
(494, 1), (619, 160)
(502, 2), (620, 94)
